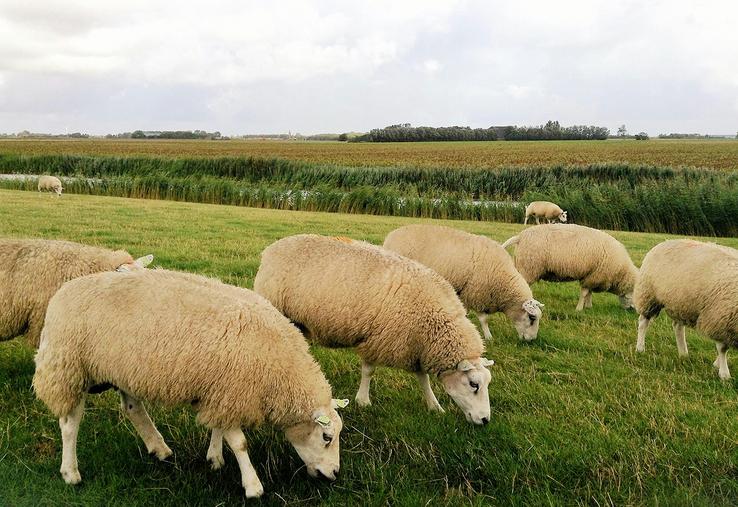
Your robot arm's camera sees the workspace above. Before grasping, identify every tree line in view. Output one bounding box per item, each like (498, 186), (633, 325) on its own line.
(350, 121), (609, 142)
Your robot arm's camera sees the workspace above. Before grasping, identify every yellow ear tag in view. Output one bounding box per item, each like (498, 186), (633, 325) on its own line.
(315, 415), (331, 427)
(335, 399), (349, 409)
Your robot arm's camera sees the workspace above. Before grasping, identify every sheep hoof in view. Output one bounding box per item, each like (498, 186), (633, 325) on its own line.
(719, 372), (732, 381)
(149, 443), (173, 461)
(244, 482), (265, 498)
(208, 453), (225, 470)
(355, 396), (371, 407)
(61, 468), (82, 485)
(427, 403), (445, 413)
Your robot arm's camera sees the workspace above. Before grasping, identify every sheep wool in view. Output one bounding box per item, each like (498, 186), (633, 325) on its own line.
(634, 239), (738, 379)
(524, 201), (567, 225)
(0, 239), (138, 348)
(254, 234), (493, 425)
(33, 268), (332, 430)
(38, 175), (63, 196)
(502, 224), (638, 311)
(383, 224), (543, 341)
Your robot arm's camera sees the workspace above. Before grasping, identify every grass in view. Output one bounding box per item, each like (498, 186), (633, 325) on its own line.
(1, 138), (738, 171)
(2, 189), (738, 506)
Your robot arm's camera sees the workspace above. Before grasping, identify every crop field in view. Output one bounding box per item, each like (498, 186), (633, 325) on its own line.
(1, 138), (738, 170)
(2, 189), (738, 506)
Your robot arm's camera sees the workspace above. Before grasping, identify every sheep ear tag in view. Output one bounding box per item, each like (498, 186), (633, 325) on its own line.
(315, 415), (331, 427)
(332, 398), (349, 409)
(481, 357), (495, 367)
(116, 264), (132, 272)
(135, 254), (154, 268)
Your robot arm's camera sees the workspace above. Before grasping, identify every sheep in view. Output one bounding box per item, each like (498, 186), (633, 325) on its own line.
(33, 268), (348, 498)
(0, 239), (152, 349)
(253, 234), (495, 425)
(524, 201), (567, 225)
(383, 224), (543, 342)
(502, 224), (638, 311)
(634, 239), (738, 380)
(38, 175), (63, 196)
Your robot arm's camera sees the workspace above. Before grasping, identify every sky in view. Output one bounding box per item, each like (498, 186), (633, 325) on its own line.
(0, 0), (737, 136)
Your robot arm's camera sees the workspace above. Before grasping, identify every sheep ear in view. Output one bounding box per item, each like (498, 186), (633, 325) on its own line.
(480, 357), (495, 367)
(315, 415), (331, 427)
(331, 398), (349, 409)
(134, 254), (154, 268)
(116, 264), (132, 272)
(457, 359), (474, 372)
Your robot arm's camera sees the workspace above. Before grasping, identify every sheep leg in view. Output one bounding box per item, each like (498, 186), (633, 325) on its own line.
(636, 315), (651, 352)
(120, 391), (172, 460)
(576, 287), (590, 311)
(524, 215), (529, 225)
(223, 427), (264, 498)
(355, 361), (375, 407)
(672, 321), (688, 357)
(59, 400), (85, 485)
(477, 313), (493, 341)
(716, 342), (731, 380)
(206, 429), (225, 470)
(416, 372), (444, 413)
(584, 291), (593, 309)
(535, 217), (540, 225)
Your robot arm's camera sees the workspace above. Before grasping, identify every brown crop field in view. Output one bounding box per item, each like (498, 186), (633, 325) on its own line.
(1, 138), (737, 170)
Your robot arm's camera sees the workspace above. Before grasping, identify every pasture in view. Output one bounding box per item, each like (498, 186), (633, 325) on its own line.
(2, 189), (738, 506)
(1, 138), (738, 171)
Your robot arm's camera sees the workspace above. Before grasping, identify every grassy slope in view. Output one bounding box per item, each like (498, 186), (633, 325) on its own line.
(1, 189), (738, 506)
(1, 138), (738, 170)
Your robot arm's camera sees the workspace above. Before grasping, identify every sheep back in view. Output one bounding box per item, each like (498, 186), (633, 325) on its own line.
(0, 239), (134, 347)
(383, 224), (533, 314)
(254, 234), (483, 375)
(512, 224), (637, 295)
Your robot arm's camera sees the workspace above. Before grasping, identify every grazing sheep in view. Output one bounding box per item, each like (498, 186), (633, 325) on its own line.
(38, 175), (63, 196)
(524, 201), (567, 225)
(634, 239), (738, 380)
(502, 224), (638, 311)
(33, 269), (347, 498)
(253, 234), (494, 425)
(0, 239), (152, 348)
(383, 224), (543, 341)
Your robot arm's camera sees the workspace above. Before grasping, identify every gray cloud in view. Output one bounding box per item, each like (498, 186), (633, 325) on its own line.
(0, 0), (736, 135)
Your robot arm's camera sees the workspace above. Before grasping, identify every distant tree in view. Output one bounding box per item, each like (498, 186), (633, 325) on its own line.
(338, 133), (348, 142)
(617, 125), (628, 137)
(634, 132), (649, 140)
(131, 130), (146, 139)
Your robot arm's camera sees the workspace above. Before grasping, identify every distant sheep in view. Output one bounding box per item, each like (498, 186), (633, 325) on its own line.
(635, 239), (738, 380)
(38, 175), (63, 196)
(254, 234), (494, 425)
(524, 201), (567, 225)
(502, 224), (638, 311)
(383, 224), (543, 341)
(33, 269), (347, 498)
(0, 239), (152, 348)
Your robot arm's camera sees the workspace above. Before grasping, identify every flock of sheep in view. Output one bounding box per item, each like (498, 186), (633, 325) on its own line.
(1, 198), (735, 499)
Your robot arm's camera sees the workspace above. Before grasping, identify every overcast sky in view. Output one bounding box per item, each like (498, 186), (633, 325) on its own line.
(1, 0), (737, 135)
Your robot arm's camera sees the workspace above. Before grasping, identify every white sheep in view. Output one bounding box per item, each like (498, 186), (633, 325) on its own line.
(33, 268), (348, 498)
(383, 224), (543, 341)
(634, 239), (738, 380)
(253, 234), (494, 425)
(0, 238), (152, 348)
(502, 224), (638, 311)
(524, 201), (567, 225)
(38, 175), (63, 196)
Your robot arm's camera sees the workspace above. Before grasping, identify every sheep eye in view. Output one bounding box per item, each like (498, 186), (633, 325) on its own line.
(322, 433), (332, 444)
(469, 381), (479, 393)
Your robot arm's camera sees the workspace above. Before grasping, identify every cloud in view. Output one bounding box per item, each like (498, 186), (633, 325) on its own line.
(0, 0), (737, 134)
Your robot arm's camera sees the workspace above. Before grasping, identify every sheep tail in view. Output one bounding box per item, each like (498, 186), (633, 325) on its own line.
(501, 235), (519, 250)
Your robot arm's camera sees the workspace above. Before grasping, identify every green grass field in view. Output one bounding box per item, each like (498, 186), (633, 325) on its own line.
(2, 189), (738, 506)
